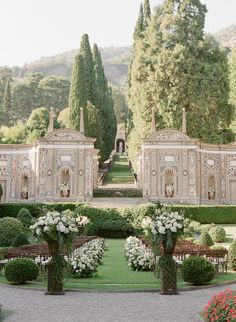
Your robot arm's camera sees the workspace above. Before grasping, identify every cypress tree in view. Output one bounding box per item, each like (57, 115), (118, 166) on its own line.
(68, 54), (88, 132)
(3, 79), (11, 114)
(93, 44), (116, 161)
(79, 34), (97, 107)
(143, 0), (151, 29)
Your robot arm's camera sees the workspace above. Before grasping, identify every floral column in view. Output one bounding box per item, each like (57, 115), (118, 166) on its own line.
(142, 207), (185, 295)
(31, 210), (90, 295)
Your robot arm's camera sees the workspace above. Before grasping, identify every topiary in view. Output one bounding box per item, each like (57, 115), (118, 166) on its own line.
(209, 226), (226, 243)
(17, 208), (34, 229)
(181, 256), (215, 285)
(229, 239), (236, 269)
(0, 217), (24, 247)
(5, 258), (39, 284)
(199, 231), (214, 246)
(11, 233), (29, 248)
(200, 224), (215, 234)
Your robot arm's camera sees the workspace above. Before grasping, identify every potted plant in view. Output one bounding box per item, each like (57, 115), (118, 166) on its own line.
(58, 182), (70, 197)
(165, 183), (174, 198)
(208, 186), (215, 200)
(21, 184), (29, 199)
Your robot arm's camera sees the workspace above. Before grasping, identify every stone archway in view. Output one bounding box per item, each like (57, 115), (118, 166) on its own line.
(116, 139), (125, 153)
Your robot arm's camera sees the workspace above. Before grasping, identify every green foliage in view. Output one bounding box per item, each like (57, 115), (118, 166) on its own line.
(58, 108), (70, 128)
(69, 54), (88, 131)
(11, 233), (29, 248)
(231, 257), (236, 271)
(200, 224), (216, 234)
(112, 86), (128, 124)
(0, 217), (24, 247)
(93, 188), (142, 198)
(229, 239), (236, 269)
(127, 0), (234, 162)
(17, 208), (34, 228)
(199, 231), (214, 246)
(181, 256), (215, 285)
(0, 121), (26, 144)
(26, 107), (50, 140)
(5, 258), (39, 284)
(209, 226), (226, 243)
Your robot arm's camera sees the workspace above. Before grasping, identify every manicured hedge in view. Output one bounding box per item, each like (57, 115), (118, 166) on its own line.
(0, 203), (236, 233)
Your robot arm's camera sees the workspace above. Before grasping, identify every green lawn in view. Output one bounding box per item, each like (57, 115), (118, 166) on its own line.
(1, 239), (236, 292)
(104, 155), (134, 184)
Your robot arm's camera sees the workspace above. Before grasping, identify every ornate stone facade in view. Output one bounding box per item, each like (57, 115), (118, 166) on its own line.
(139, 129), (236, 205)
(0, 128), (99, 203)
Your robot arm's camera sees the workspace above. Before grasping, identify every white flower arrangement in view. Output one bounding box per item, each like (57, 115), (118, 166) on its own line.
(58, 182), (70, 193)
(70, 239), (107, 277)
(142, 209), (185, 251)
(165, 183), (174, 194)
(30, 210), (90, 240)
(21, 184), (29, 194)
(142, 210), (184, 236)
(208, 186), (215, 194)
(124, 236), (154, 271)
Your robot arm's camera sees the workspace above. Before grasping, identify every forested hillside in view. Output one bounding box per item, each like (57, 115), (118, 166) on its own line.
(12, 47), (131, 86)
(214, 24), (236, 48)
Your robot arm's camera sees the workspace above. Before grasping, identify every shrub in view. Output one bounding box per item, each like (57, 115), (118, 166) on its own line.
(11, 233), (29, 248)
(209, 226), (226, 243)
(203, 289), (236, 321)
(17, 208), (34, 229)
(231, 257), (236, 271)
(5, 258), (39, 284)
(184, 220), (201, 237)
(181, 256), (215, 285)
(0, 217), (23, 246)
(199, 232), (214, 246)
(200, 224), (215, 234)
(229, 239), (236, 268)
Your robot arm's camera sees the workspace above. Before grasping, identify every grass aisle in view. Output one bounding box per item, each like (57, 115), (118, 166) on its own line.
(104, 155), (134, 184)
(65, 239), (159, 291)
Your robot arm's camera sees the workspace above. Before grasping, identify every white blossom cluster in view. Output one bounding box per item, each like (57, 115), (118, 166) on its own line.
(70, 238), (107, 278)
(142, 211), (184, 236)
(124, 236), (154, 271)
(30, 210), (90, 238)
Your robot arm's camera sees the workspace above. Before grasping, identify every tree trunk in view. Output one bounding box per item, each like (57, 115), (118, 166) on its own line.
(46, 240), (65, 295)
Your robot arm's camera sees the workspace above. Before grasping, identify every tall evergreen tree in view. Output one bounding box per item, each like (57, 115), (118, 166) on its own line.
(134, 4), (144, 39)
(93, 44), (116, 161)
(68, 54), (88, 132)
(3, 79), (11, 114)
(79, 34), (97, 106)
(143, 0), (151, 29)
(127, 0), (234, 163)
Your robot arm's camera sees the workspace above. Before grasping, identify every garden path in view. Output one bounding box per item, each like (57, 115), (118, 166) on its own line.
(1, 282), (236, 321)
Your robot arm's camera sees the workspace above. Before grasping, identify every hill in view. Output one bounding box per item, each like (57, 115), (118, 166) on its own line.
(213, 24), (236, 48)
(12, 46), (131, 86)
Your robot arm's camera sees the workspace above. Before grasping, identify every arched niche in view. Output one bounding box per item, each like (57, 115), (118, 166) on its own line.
(116, 139), (125, 153)
(164, 168), (175, 198)
(58, 167), (71, 197)
(208, 175), (215, 200)
(20, 173), (29, 199)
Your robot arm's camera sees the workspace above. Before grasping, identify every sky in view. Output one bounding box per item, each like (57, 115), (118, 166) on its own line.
(1, 0), (236, 67)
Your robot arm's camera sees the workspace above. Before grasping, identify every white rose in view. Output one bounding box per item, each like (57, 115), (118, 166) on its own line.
(44, 226), (49, 232)
(159, 226), (166, 234)
(170, 226), (177, 233)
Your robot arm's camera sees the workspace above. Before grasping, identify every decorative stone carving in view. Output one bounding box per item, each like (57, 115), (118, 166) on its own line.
(149, 129), (190, 141)
(45, 129), (86, 142)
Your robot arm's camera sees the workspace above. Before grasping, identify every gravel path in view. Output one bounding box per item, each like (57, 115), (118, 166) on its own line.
(1, 284), (236, 322)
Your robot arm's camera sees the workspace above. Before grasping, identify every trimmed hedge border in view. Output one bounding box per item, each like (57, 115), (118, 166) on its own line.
(0, 203), (236, 228)
(93, 188), (143, 198)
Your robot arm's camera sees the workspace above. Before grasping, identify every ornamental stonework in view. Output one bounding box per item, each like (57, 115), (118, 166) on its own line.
(203, 154), (220, 170)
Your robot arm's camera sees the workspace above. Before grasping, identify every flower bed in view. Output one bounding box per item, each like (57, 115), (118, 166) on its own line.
(124, 236), (154, 271)
(203, 289), (236, 321)
(70, 238), (108, 277)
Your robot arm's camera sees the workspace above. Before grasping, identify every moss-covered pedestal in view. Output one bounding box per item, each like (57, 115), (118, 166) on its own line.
(159, 241), (177, 295)
(46, 240), (65, 295)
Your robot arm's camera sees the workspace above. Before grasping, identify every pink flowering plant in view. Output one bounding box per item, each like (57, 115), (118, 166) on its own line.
(203, 289), (236, 322)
